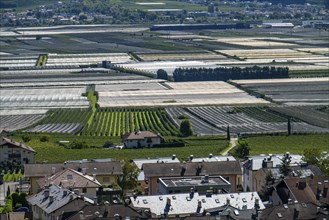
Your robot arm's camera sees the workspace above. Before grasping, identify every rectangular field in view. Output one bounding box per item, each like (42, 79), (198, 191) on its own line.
(232, 78), (329, 106)
(97, 81), (269, 107)
(0, 86), (89, 110)
(166, 106), (329, 135)
(46, 53), (134, 66)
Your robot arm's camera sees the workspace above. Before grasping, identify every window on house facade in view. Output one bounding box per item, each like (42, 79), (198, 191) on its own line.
(103, 177), (110, 183)
(67, 175), (73, 180)
(224, 177), (230, 181)
(82, 188), (87, 193)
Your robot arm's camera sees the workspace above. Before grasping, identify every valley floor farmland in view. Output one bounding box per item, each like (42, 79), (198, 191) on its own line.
(246, 134), (329, 155)
(232, 77), (329, 106)
(97, 81), (268, 107)
(11, 134), (228, 163)
(24, 108), (179, 136)
(167, 106), (329, 135)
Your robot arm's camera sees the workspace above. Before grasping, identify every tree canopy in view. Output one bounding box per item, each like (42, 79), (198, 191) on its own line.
(118, 159), (139, 193)
(231, 140), (250, 159)
(303, 148), (329, 176)
(173, 66), (289, 82)
(279, 153), (291, 176)
(157, 69), (168, 80)
(179, 119), (193, 137)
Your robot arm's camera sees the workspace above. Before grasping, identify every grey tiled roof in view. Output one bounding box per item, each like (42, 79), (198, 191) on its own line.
(143, 161), (242, 178)
(37, 168), (102, 189)
(27, 185), (92, 214)
(0, 137), (36, 152)
(24, 161), (123, 177)
(122, 131), (159, 141)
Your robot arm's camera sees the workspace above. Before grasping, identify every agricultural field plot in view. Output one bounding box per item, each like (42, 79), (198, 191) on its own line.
(46, 53), (134, 67)
(270, 106), (329, 129)
(97, 81), (268, 107)
(25, 123), (83, 134)
(232, 78), (329, 106)
(0, 76), (154, 88)
(0, 114), (45, 131)
(217, 48), (324, 61)
(25, 108), (179, 136)
(0, 68), (135, 78)
(166, 107), (225, 136)
(81, 108), (179, 136)
(0, 55), (38, 68)
(136, 51), (231, 62)
(24, 108), (91, 134)
(0, 86), (89, 110)
(0, 25), (148, 37)
(209, 37), (299, 48)
(95, 82), (167, 92)
(185, 106), (329, 134)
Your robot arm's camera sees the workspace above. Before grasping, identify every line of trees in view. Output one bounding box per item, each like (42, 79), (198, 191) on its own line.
(173, 66), (289, 82)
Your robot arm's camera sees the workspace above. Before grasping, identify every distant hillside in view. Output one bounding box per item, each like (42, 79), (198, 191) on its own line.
(0, 0), (66, 9)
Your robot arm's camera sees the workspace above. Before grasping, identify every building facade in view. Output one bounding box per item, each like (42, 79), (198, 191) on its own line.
(0, 137), (35, 164)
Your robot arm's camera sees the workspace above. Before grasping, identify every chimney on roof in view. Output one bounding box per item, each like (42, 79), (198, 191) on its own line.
(190, 187), (194, 199)
(262, 158), (273, 168)
(49, 195), (54, 203)
(226, 198), (230, 205)
(103, 201), (110, 217)
(189, 155), (194, 162)
(209, 153), (213, 158)
(79, 211), (85, 220)
(316, 182), (322, 200)
(293, 201), (300, 220)
(198, 200), (202, 208)
(93, 168), (97, 181)
(180, 162), (186, 176)
(63, 190), (67, 197)
(82, 168), (87, 175)
(44, 189), (49, 198)
(298, 177), (306, 190)
(196, 162), (202, 176)
(52, 167), (56, 175)
(204, 175), (209, 183)
(255, 198), (260, 210)
(323, 180), (328, 198)
(172, 154), (176, 160)
(69, 194), (74, 200)
(166, 197), (171, 206)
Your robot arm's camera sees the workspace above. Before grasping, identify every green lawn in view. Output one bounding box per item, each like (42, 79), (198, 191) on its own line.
(246, 134), (329, 155)
(11, 134), (227, 163)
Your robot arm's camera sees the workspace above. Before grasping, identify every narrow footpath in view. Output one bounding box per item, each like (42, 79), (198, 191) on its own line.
(222, 137), (238, 156)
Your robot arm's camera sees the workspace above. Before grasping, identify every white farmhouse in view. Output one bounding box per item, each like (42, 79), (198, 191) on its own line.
(122, 131), (162, 148)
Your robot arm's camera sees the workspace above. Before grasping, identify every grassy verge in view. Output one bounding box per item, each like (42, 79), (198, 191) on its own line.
(10, 134), (227, 163)
(245, 134), (329, 155)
